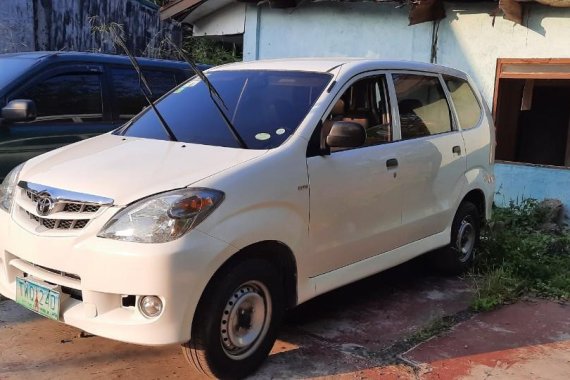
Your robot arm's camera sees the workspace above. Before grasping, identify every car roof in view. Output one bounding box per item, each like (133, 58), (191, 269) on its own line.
(0, 51), (208, 70)
(212, 57), (467, 78)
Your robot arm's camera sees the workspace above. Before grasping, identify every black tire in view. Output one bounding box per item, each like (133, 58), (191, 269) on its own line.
(432, 201), (481, 275)
(182, 259), (284, 379)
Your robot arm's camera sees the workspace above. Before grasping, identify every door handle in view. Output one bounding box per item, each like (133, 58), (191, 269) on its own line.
(452, 145), (462, 155)
(386, 158), (398, 168)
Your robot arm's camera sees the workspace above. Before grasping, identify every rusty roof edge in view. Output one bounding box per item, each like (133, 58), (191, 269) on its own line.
(159, 0), (570, 24)
(160, 0), (203, 20)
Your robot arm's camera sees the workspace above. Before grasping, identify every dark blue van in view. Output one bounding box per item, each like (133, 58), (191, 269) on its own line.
(0, 51), (206, 179)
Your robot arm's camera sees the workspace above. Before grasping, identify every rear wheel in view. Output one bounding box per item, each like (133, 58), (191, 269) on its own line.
(432, 201), (480, 275)
(182, 259), (284, 379)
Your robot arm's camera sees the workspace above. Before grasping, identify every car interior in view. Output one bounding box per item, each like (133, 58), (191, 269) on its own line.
(322, 75), (392, 150)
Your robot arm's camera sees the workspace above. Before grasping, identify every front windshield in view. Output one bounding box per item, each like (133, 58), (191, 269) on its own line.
(119, 70), (332, 149)
(0, 58), (38, 89)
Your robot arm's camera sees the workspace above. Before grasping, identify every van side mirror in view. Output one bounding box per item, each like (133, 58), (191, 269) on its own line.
(2, 99), (37, 123)
(326, 121), (366, 148)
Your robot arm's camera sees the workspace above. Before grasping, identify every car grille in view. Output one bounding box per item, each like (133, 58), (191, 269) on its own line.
(15, 181), (114, 234)
(24, 210), (89, 230)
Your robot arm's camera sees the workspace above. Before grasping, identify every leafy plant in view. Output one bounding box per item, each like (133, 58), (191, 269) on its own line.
(471, 198), (570, 311)
(183, 37), (242, 66)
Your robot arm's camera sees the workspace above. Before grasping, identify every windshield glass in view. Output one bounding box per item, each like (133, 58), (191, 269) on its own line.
(119, 70), (332, 149)
(0, 58), (37, 89)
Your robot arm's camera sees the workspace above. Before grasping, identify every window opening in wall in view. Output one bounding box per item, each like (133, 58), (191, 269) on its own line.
(494, 59), (570, 168)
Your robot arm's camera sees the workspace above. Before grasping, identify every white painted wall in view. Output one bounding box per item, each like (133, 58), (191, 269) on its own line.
(243, 2), (570, 108)
(437, 4), (570, 109)
(193, 3), (246, 36)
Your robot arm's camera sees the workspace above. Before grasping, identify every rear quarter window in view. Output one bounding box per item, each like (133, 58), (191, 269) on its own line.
(444, 76), (482, 130)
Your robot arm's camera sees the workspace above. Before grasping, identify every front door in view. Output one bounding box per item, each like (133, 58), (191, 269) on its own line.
(306, 73), (405, 277)
(0, 65), (111, 179)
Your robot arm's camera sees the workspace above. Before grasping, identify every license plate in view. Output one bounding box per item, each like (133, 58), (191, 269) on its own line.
(15, 277), (60, 320)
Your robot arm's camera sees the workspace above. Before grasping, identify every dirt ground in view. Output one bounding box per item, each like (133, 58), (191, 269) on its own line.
(1, 259), (569, 379)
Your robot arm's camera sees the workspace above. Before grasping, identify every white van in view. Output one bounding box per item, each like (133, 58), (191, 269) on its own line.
(0, 59), (494, 379)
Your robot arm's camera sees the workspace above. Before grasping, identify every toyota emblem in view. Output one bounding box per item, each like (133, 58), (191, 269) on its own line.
(36, 193), (55, 216)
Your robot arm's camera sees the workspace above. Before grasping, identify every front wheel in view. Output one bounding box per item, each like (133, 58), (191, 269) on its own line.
(182, 259), (284, 379)
(432, 201), (481, 275)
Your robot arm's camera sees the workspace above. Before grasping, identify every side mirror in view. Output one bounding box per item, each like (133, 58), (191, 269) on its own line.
(326, 121), (366, 148)
(1, 99), (37, 123)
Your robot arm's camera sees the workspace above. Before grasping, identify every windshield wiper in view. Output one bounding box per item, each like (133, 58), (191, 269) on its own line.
(165, 38), (247, 149)
(112, 31), (178, 142)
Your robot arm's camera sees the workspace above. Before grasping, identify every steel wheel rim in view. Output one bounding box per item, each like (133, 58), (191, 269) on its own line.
(220, 280), (272, 360)
(456, 216), (476, 262)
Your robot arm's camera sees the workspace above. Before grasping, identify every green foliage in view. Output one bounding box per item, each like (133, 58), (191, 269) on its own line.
(471, 198), (570, 311)
(183, 37), (242, 66)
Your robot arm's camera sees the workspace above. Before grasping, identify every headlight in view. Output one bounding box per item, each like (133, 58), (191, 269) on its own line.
(98, 188), (224, 243)
(0, 163), (24, 213)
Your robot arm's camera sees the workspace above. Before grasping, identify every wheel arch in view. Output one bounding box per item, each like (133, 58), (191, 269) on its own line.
(461, 189), (486, 222)
(194, 240), (298, 326)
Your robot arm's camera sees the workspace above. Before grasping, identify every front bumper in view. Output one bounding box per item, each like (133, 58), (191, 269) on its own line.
(0, 209), (233, 346)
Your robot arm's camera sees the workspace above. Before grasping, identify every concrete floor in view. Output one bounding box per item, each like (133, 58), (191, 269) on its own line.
(1, 259), (569, 379)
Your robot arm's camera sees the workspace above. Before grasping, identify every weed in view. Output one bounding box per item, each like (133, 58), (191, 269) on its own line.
(408, 317), (454, 343)
(471, 198), (570, 311)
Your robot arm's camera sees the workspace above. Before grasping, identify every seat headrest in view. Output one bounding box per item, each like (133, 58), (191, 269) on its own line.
(331, 99), (345, 116)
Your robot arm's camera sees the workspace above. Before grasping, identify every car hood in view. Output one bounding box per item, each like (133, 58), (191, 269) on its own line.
(20, 133), (267, 206)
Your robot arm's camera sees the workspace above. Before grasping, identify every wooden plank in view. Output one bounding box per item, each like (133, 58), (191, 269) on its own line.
(499, 0), (523, 24)
(566, 118), (570, 167)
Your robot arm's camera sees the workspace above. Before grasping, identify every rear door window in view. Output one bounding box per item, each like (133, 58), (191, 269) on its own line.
(392, 74), (452, 139)
(111, 68), (178, 121)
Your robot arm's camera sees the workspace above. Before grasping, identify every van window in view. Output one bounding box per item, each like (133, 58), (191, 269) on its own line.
(393, 74), (452, 139)
(323, 75), (392, 151)
(120, 70), (332, 149)
(15, 73), (103, 123)
(111, 68), (178, 121)
(0, 58), (37, 89)
(444, 76), (482, 130)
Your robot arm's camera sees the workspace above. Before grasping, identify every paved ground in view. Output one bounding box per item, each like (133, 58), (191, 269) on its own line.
(1, 258), (569, 379)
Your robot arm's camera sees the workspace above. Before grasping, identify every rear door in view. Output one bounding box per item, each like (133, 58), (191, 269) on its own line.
(390, 72), (467, 242)
(108, 66), (180, 126)
(0, 64), (110, 178)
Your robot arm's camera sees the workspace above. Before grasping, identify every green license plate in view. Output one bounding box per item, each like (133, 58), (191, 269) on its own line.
(15, 277), (60, 320)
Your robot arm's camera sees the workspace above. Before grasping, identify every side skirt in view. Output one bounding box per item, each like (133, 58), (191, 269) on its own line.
(298, 227), (451, 303)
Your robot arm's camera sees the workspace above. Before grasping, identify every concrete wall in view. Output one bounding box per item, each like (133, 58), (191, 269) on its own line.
(240, 2), (570, 212)
(0, 0), (181, 58)
(0, 0), (35, 53)
(495, 163), (570, 218)
(243, 2), (570, 108)
(193, 2), (246, 36)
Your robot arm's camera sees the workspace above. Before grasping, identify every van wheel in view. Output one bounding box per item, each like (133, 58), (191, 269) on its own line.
(433, 201), (480, 275)
(182, 259), (284, 379)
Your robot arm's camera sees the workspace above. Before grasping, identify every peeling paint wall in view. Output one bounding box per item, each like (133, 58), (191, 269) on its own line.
(239, 3), (570, 210)
(0, 0), (181, 58)
(243, 3), (570, 110)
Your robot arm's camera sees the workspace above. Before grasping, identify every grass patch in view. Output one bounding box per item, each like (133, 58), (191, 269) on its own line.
(408, 317), (454, 343)
(471, 199), (570, 311)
